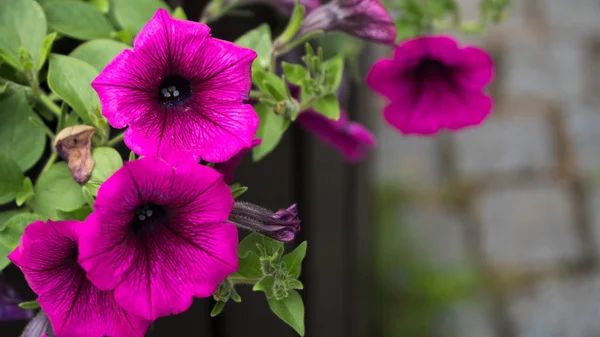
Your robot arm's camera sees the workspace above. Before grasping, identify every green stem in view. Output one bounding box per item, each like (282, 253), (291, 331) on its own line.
(229, 276), (259, 285)
(39, 94), (62, 117)
(249, 90), (264, 99)
(41, 151), (58, 173)
(299, 97), (316, 111)
(106, 132), (125, 147)
(278, 30), (324, 55)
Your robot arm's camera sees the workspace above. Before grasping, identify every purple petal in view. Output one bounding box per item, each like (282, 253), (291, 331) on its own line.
(78, 157), (238, 321)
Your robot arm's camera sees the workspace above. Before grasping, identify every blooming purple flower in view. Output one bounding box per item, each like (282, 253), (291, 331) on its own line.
(8, 220), (150, 337)
(214, 138), (262, 184)
(297, 110), (376, 162)
(92, 9), (258, 165)
(298, 0), (396, 44)
(366, 35), (495, 134)
(229, 202), (300, 242)
(77, 157), (238, 321)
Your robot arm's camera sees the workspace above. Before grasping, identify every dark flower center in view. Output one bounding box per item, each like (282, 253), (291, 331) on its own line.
(158, 75), (192, 106)
(130, 203), (168, 235)
(412, 58), (454, 83)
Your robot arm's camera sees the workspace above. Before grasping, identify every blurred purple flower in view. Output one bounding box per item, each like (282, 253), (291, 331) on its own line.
(299, 0), (396, 44)
(229, 202), (301, 242)
(0, 275), (33, 322)
(298, 110), (376, 162)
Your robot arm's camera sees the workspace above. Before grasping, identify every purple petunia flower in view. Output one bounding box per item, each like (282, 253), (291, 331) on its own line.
(77, 157), (238, 321)
(297, 110), (376, 162)
(92, 9), (258, 165)
(298, 0), (396, 44)
(214, 138), (262, 184)
(8, 220), (150, 337)
(229, 202), (301, 242)
(366, 35), (495, 134)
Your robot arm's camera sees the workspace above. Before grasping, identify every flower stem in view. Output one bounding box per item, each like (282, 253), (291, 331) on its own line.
(42, 151), (58, 173)
(106, 132), (125, 147)
(229, 276), (259, 285)
(39, 94), (62, 117)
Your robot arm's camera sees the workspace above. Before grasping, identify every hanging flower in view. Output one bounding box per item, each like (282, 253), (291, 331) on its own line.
(77, 157), (237, 321)
(297, 110), (376, 162)
(229, 202), (300, 242)
(214, 138), (262, 184)
(8, 220), (150, 337)
(366, 35), (495, 134)
(298, 0), (396, 44)
(92, 9), (258, 165)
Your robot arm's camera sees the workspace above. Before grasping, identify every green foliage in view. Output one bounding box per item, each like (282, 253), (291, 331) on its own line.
(266, 291), (305, 336)
(0, 87), (46, 171)
(85, 147), (123, 196)
(43, 0), (114, 40)
(172, 6), (187, 20)
(252, 102), (291, 161)
(16, 178), (35, 207)
(33, 163), (86, 220)
(313, 93), (340, 120)
(0, 213), (45, 250)
(0, 0), (47, 70)
(37, 32), (58, 71)
(18, 300), (40, 309)
(234, 24), (272, 72)
(110, 0), (170, 35)
(0, 154), (25, 206)
(230, 183), (249, 199)
(70, 39), (130, 72)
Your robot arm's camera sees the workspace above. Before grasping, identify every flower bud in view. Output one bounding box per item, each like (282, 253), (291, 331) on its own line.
(229, 202), (301, 242)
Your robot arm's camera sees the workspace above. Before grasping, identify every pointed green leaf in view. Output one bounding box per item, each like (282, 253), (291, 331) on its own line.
(323, 55), (344, 92)
(33, 163), (85, 220)
(89, 0), (109, 13)
(44, 1), (114, 40)
(210, 301), (226, 317)
(37, 32), (57, 71)
(234, 251), (262, 279)
(253, 275), (276, 298)
(0, 244), (11, 270)
(313, 93), (340, 120)
(69, 39), (130, 72)
(84, 147), (123, 196)
(48, 54), (101, 126)
(128, 151), (136, 161)
(283, 241), (307, 279)
(230, 183), (248, 199)
(111, 0), (169, 35)
(15, 177), (34, 207)
(0, 154), (24, 206)
(238, 233), (265, 258)
(0, 87), (46, 171)
(172, 6), (187, 20)
(18, 300), (40, 309)
(282, 62), (308, 86)
(0, 213), (45, 250)
(267, 290), (305, 336)
(234, 24), (272, 71)
(252, 103), (290, 161)
(287, 279), (303, 290)
(0, 0), (47, 70)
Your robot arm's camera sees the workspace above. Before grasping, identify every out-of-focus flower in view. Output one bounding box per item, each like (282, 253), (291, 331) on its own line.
(297, 110), (375, 162)
(92, 9), (258, 165)
(229, 202), (301, 242)
(0, 274), (33, 322)
(214, 138), (262, 184)
(298, 0), (396, 44)
(77, 157), (237, 321)
(9, 220), (150, 337)
(367, 35), (494, 134)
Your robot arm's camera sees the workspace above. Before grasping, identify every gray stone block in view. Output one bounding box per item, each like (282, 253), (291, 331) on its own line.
(477, 185), (581, 268)
(509, 274), (600, 337)
(454, 115), (554, 177)
(565, 105), (600, 175)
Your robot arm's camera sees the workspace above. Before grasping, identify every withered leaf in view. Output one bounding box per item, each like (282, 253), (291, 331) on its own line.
(53, 125), (96, 185)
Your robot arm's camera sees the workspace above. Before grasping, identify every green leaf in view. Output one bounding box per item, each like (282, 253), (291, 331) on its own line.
(267, 290), (305, 336)
(84, 147), (123, 196)
(0, 213), (45, 250)
(128, 151), (136, 161)
(47, 54), (101, 126)
(0, 244), (11, 270)
(89, 0), (109, 13)
(81, 185), (96, 207)
(33, 163), (86, 220)
(253, 103), (291, 161)
(262, 236), (284, 257)
(0, 0), (47, 70)
(287, 279), (303, 290)
(210, 301), (226, 317)
(276, 2), (305, 45)
(257, 72), (287, 101)
(0, 210), (27, 229)
(0, 154), (24, 206)
(313, 93), (340, 120)
(234, 251), (262, 279)
(36, 32), (57, 71)
(0, 87), (46, 171)
(283, 241), (307, 279)
(56, 205), (93, 221)
(18, 300), (40, 309)
(238, 233), (266, 258)
(172, 6), (187, 20)
(44, 1), (114, 40)
(234, 24), (272, 71)
(322, 55), (344, 92)
(282, 62), (308, 86)
(111, 0), (169, 35)
(69, 39), (130, 72)
(230, 183), (248, 199)
(15, 178), (34, 207)
(253, 275), (276, 298)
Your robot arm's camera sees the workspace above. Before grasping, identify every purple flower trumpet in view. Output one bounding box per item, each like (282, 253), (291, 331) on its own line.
(230, 202), (301, 242)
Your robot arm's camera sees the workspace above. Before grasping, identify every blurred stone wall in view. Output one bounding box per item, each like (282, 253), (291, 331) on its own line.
(372, 0), (600, 336)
